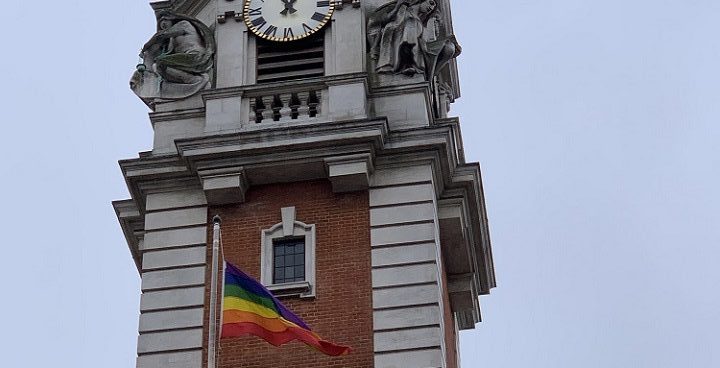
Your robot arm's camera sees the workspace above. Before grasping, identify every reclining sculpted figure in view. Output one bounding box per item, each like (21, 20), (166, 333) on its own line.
(130, 11), (215, 104)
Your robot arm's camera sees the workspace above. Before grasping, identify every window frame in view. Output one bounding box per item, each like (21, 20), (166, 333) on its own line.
(260, 207), (316, 298)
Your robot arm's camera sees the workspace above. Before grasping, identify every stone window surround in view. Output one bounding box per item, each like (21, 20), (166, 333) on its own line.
(260, 206), (316, 298)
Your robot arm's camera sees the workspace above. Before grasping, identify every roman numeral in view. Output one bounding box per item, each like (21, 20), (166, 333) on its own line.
(302, 23), (313, 32)
(264, 25), (278, 37)
(251, 16), (267, 29)
(284, 27), (294, 38)
(317, 1), (330, 6)
(248, 7), (262, 16)
(311, 12), (326, 22)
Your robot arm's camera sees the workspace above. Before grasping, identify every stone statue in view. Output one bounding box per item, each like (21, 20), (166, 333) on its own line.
(130, 11), (216, 104)
(368, 0), (461, 81)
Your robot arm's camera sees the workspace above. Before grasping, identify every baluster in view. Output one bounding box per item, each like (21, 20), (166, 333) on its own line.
(271, 95), (283, 122)
(308, 90), (319, 118)
(253, 96), (265, 124)
(249, 99), (256, 123)
(289, 93), (301, 120)
(315, 90), (322, 116)
(297, 91), (310, 118)
(261, 95), (274, 122)
(278, 93), (292, 122)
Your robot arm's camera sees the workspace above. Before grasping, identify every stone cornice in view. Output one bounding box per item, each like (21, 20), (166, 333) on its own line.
(201, 72), (368, 100)
(175, 119), (388, 160)
(112, 199), (144, 272)
(116, 115), (494, 292)
(372, 122), (495, 295)
(119, 154), (199, 213)
(150, 107), (205, 124)
(444, 165), (496, 294)
(434, 117), (466, 163)
(369, 81), (432, 98)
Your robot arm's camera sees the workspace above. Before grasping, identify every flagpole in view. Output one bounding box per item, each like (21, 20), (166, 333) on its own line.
(208, 215), (222, 368)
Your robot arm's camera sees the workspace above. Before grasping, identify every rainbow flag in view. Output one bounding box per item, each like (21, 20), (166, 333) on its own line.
(221, 261), (351, 356)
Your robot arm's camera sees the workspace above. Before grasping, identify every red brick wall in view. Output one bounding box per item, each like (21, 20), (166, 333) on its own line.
(204, 180), (374, 368)
(440, 259), (459, 368)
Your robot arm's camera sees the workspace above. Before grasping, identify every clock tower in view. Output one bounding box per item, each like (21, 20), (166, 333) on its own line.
(114, 1), (495, 367)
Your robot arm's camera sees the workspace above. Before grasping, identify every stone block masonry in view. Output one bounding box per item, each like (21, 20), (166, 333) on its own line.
(136, 188), (209, 368)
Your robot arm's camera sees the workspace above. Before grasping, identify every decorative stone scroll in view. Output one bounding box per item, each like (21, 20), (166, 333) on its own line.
(130, 11), (216, 105)
(367, 0), (461, 81)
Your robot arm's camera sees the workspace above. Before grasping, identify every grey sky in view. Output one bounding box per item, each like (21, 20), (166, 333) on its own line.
(1, 1), (717, 367)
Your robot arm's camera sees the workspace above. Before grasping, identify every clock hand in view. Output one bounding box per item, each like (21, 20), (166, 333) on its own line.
(280, 0), (297, 16)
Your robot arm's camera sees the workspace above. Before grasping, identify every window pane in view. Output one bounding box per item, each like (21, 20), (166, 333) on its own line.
(272, 238), (307, 284)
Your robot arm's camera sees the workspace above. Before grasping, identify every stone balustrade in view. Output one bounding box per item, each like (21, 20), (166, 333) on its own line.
(249, 90), (322, 124)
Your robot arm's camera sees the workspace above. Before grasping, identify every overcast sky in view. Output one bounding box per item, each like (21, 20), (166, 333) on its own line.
(1, 1), (718, 367)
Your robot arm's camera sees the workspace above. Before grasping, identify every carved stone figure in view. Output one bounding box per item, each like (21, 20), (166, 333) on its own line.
(424, 34), (461, 82)
(130, 11), (216, 104)
(368, 0), (461, 81)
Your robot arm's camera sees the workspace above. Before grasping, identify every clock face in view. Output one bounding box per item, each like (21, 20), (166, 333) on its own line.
(243, 0), (335, 42)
